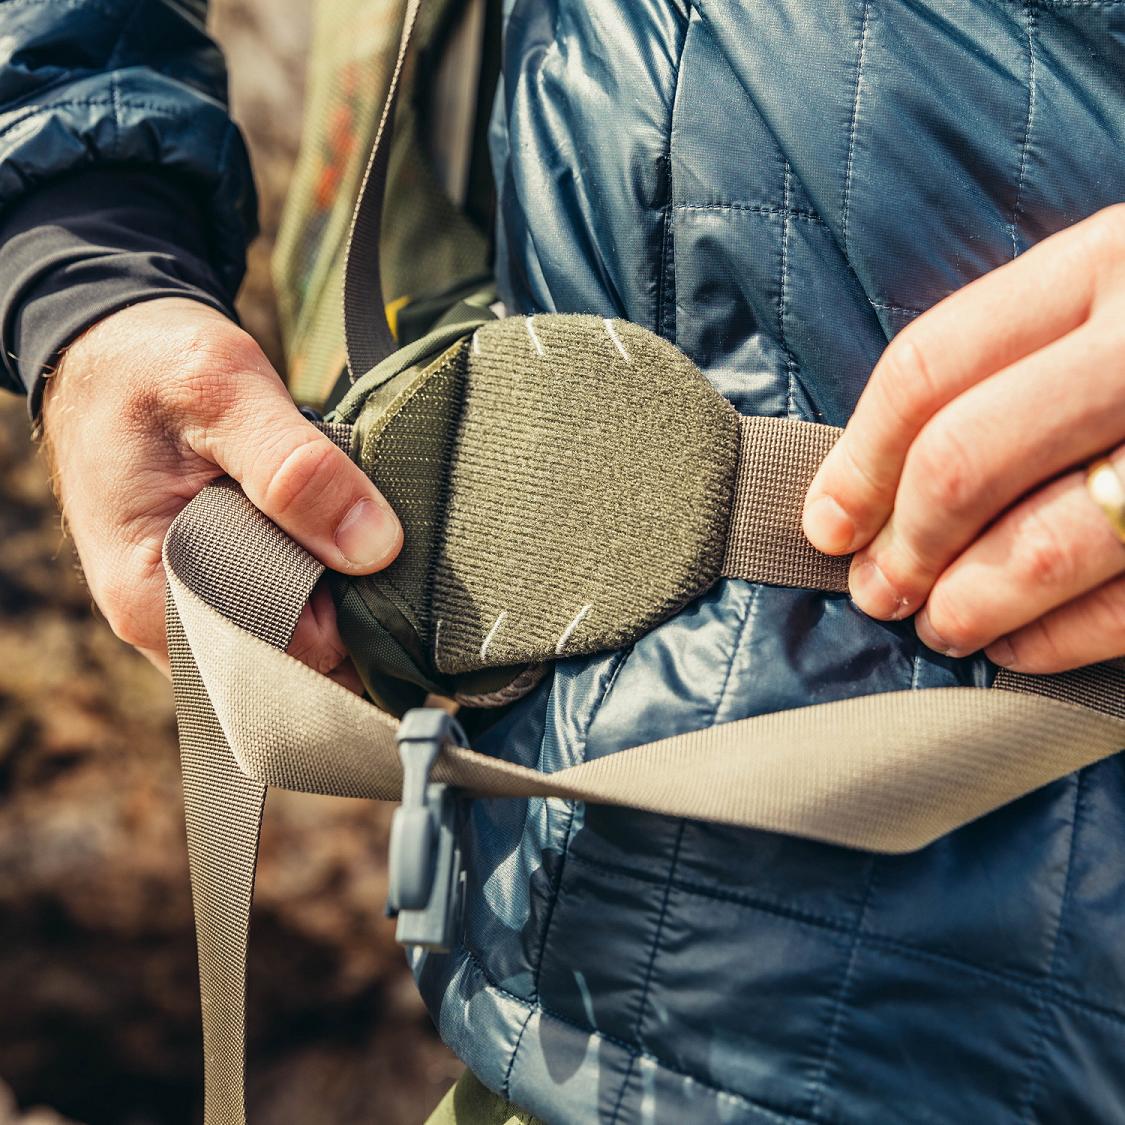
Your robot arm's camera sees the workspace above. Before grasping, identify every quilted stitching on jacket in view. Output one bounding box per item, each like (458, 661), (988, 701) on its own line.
(420, 2), (1125, 1121)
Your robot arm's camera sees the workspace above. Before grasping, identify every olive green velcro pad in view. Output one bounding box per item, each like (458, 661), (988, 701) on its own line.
(351, 313), (741, 681)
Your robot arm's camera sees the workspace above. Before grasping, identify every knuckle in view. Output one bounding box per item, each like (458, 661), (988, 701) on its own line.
(259, 435), (347, 519)
(907, 423), (978, 517)
(1015, 509), (1078, 591)
(1086, 203), (1125, 258)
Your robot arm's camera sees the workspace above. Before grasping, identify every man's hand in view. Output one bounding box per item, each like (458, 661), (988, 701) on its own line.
(42, 298), (402, 681)
(803, 205), (1125, 674)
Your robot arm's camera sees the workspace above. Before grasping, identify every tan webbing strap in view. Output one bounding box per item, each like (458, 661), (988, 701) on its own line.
(168, 433), (348, 1125)
(724, 416), (850, 591)
(342, 0), (421, 380)
(167, 492), (319, 1125)
(169, 496), (1125, 835)
(166, 469), (1125, 1125)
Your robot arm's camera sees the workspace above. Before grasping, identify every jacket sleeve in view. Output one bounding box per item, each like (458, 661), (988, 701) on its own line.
(0, 0), (257, 301)
(0, 167), (237, 408)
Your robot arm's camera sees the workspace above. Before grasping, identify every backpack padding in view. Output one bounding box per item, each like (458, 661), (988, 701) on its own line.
(352, 314), (740, 676)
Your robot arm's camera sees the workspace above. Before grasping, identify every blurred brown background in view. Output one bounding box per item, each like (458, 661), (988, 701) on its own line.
(0, 2), (461, 1121)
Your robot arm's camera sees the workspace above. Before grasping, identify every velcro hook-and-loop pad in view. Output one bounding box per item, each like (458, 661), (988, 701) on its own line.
(351, 314), (741, 679)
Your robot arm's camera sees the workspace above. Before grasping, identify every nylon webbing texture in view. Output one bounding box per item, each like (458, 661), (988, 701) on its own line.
(167, 430), (348, 1125)
(166, 432), (1125, 1125)
(342, 0), (421, 380)
(724, 415), (850, 591)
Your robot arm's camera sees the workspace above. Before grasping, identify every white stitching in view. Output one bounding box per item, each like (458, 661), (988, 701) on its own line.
(603, 319), (630, 363)
(555, 605), (593, 655)
(780, 163), (796, 419)
(1010, 3), (1038, 259)
(480, 611), (508, 661)
(471, 329), (481, 356)
(434, 618), (444, 661)
(841, 0), (872, 263)
(525, 316), (545, 357)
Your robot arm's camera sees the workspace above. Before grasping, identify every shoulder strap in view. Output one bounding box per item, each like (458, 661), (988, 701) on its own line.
(343, 0), (421, 380)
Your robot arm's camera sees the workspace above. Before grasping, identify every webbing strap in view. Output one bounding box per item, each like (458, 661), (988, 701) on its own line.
(167, 484), (321, 1125)
(342, 0), (421, 380)
(166, 465), (1125, 1125)
(724, 416), (850, 591)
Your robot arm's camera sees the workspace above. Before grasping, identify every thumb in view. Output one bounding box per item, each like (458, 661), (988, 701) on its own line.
(199, 371), (403, 575)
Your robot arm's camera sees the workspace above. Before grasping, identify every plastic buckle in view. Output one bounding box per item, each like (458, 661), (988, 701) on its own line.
(387, 708), (469, 952)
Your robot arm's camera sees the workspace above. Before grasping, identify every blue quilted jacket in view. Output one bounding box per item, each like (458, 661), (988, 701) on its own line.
(4, 2), (1123, 1122)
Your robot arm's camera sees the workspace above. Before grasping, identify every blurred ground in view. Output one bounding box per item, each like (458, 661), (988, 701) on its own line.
(0, 2), (461, 1122)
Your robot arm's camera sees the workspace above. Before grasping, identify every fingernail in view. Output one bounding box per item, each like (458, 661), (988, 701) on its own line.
(987, 638), (1016, 668)
(334, 498), (400, 568)
(804, 495), (856, 554)
(915, 616), (968, 659)
(850, 558), (909, 620)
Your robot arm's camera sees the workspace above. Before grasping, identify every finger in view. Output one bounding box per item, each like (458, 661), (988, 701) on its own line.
(286, 580), (351, 676)
(81, 531), (169, 656)
(913, 458), (1125, 656)
(986, 574), (1125, 674)
(138, 645), (172, 679)
(849, 322), (1125, 618)
(803, 211), (1108, 555)
(326, 658), (366, 696)
(287, 582), (366, 694)
(197, 375), (403, 575)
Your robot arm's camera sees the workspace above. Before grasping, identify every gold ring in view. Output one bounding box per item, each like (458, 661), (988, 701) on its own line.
(1086, 457), (1125, 546)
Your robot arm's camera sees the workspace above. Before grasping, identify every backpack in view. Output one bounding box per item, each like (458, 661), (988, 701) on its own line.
(272, 0), (497, 413)
(165, 3), (1125, 1121)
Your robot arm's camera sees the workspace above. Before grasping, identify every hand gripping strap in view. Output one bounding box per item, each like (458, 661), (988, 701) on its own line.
(166, 469), (1125, 1125)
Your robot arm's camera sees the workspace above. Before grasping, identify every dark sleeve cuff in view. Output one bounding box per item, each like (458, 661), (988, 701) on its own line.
(0, 166), (238, 416)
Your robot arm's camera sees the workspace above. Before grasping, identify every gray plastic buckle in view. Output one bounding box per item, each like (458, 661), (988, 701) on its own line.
(387, 708), (468, 952)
